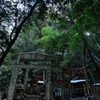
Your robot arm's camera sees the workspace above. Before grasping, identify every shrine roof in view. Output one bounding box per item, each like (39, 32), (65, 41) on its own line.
(11, 52), (55, 62)
(71, 79), (86, 83)
(71, 77), (86, 83)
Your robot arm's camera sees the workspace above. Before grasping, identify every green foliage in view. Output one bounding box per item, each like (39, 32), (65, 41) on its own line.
(7, 0), (100, 75)
(59, 0), (100, 69)
(0, 65), (11, 72)
(41, 26), (58, 37)
(68, 32), (82, 51)
(60, 59), (70, 68)
(0, 65), (11, 87)
(3, 52), (14, 65)
(72, 0), (100, 32)
(36, 26), (59, 53)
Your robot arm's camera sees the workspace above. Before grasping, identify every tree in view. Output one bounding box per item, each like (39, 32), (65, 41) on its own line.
(33, 0), (100, 76)
(5, 0), (100, 79)
(0, 0), (41, 66)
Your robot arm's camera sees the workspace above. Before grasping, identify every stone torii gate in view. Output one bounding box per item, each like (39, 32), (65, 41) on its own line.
(7, 52), (55, 100)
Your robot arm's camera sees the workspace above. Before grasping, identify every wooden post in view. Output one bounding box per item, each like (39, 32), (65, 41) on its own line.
(84, 68), (90, 96)
(24, 68), (29, 89)
(43, 70), (45, 85)
(46, 66), (51, 100)
(50, 83), (53, 100)
(61, 84), (65, 100)
(68, 75), (72, 98)
(7, 66), (18, 100)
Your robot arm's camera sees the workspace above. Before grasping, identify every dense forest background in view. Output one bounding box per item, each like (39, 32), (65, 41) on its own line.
(0, 0), (100, 87)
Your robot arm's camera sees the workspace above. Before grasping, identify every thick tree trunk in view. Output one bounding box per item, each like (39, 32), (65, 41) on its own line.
(0, 0), (40, 66)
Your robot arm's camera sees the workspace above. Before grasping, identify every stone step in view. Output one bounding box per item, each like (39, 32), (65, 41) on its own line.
(26, 95), (40, 100)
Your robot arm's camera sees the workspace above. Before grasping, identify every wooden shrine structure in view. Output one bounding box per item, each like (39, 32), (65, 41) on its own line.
(65, 68), (90, 99)
(7, 52), (55, 100)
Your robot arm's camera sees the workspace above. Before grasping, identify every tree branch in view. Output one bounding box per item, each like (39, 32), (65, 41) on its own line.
(83, 38), (100, 75)
(0, 0), (40, 66)
(0, 47), (4, 54)
(83, 37), (86, 68)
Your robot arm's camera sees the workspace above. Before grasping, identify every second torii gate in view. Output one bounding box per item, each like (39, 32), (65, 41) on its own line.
(7, 52), (55, 100)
